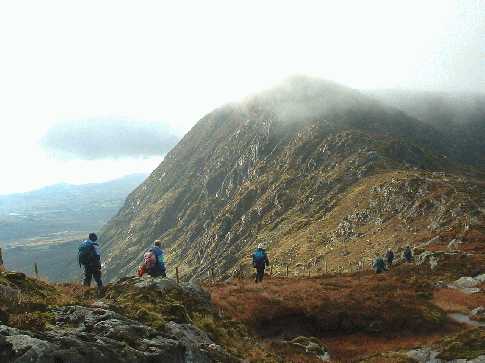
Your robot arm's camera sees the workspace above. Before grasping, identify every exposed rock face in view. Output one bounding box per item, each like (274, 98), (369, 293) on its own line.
(449, 274), (485, 294)
(99, 76), (485, 281)
(471, 307), (485, 322)
(288, 336), (330, 361)
(0, 311), (236, 363)
(0, 276), (238, 363)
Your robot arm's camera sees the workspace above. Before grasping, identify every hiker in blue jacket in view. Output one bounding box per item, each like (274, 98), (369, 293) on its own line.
(252, 243), (270, 283)
(150, 240), (167, 277)
(373, 255), (386, 274)
(78, 233), (103, 292)
(386, 248), (395, 268)
(403, 245), (413, 263)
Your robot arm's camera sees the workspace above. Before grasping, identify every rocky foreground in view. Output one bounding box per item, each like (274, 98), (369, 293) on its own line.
(1, 230), (485, 362)
(0, 274), (239, 363)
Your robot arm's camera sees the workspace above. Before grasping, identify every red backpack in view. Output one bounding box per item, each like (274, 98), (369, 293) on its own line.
(143, 250), (157, 270)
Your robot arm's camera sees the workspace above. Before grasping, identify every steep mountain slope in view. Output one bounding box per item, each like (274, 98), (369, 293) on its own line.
(100, 77), (485, 281)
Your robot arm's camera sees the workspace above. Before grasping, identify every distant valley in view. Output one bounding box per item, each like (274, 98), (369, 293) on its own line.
(0, 173), (147, 281)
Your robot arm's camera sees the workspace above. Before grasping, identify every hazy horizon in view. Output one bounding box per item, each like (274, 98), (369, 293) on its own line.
(0, 0), (483, 194)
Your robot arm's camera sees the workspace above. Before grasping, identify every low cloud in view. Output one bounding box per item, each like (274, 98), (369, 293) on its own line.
(41, 120), (179, 159)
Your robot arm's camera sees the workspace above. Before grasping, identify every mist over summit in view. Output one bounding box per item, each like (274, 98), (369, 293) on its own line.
(98, 76), (485, 283)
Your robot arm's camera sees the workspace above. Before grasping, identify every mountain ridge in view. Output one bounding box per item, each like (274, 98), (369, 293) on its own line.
(99, 76), (485, 281)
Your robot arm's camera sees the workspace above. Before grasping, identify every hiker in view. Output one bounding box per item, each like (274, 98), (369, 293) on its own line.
(373, 255), (386, 274)
(386, 248), (395, 268)
(252, 243), (269, 283)
(403, 245), (413, 263)
(138, 240), (166, 278)
(151, 240), (166, 277)
(78, 233), (103, 293)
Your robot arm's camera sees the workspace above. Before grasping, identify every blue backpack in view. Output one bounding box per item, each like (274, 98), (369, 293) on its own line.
(78, 241), (97, 266)
(253, 249), (266, 266)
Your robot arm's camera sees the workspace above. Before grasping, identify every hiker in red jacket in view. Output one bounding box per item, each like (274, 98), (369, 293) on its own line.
(138, 240), (167, 278)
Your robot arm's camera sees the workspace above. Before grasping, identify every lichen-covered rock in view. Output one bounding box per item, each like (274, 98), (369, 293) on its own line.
(0, 302), (239, 363)
(447, 239), (463, 250)
(416, 251), (442, 270)
(471, 307), (485, 322)
(3, 272), (26, 282)
(287, 336), (330, 361)
(450, 276), (481, 289)
(406, 348), (441, 362)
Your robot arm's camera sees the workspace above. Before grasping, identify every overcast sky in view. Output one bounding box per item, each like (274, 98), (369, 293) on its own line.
(0, 0), (483, 194)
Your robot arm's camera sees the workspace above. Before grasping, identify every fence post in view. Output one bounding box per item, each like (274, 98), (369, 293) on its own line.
(34, 263), (39, 279)
(176, 266), (180, 284)
(286, 265), (289, 278)
(0, 248), (3, 271)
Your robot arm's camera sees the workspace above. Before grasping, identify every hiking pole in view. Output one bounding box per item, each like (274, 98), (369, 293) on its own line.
(34, 262), (39, 279)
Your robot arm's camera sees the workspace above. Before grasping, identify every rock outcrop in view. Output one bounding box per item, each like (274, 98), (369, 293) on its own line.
(0, 308), (235, 363)
(0, 274), (238, 363)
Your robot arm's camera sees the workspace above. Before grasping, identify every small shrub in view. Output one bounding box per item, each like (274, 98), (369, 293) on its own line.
(192, 312), (227, 341)
(9, 311), (54, 331)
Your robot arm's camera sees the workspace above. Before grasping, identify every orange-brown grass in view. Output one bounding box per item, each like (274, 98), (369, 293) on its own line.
(0, 272), (96, 332)
(323, 331), (450, 362)
(209, 270), (446, 337)
(433, 288), (485, 314)
(208, 269), (456, 362)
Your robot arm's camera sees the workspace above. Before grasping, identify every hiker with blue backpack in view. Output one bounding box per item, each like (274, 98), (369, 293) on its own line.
(78, 233), (103, 293)
(403, 245), (413, 263)
(373, 254), (386, 274)
(252, 243), (270, 283)
(138, 240), (166, 278)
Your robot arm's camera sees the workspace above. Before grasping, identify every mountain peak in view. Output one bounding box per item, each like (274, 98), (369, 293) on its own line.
(244, 75), (364, 121)
(100, 77), (485, 283)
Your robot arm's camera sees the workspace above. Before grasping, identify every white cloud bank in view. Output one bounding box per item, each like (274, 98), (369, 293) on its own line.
(0, 0), (483, 194)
